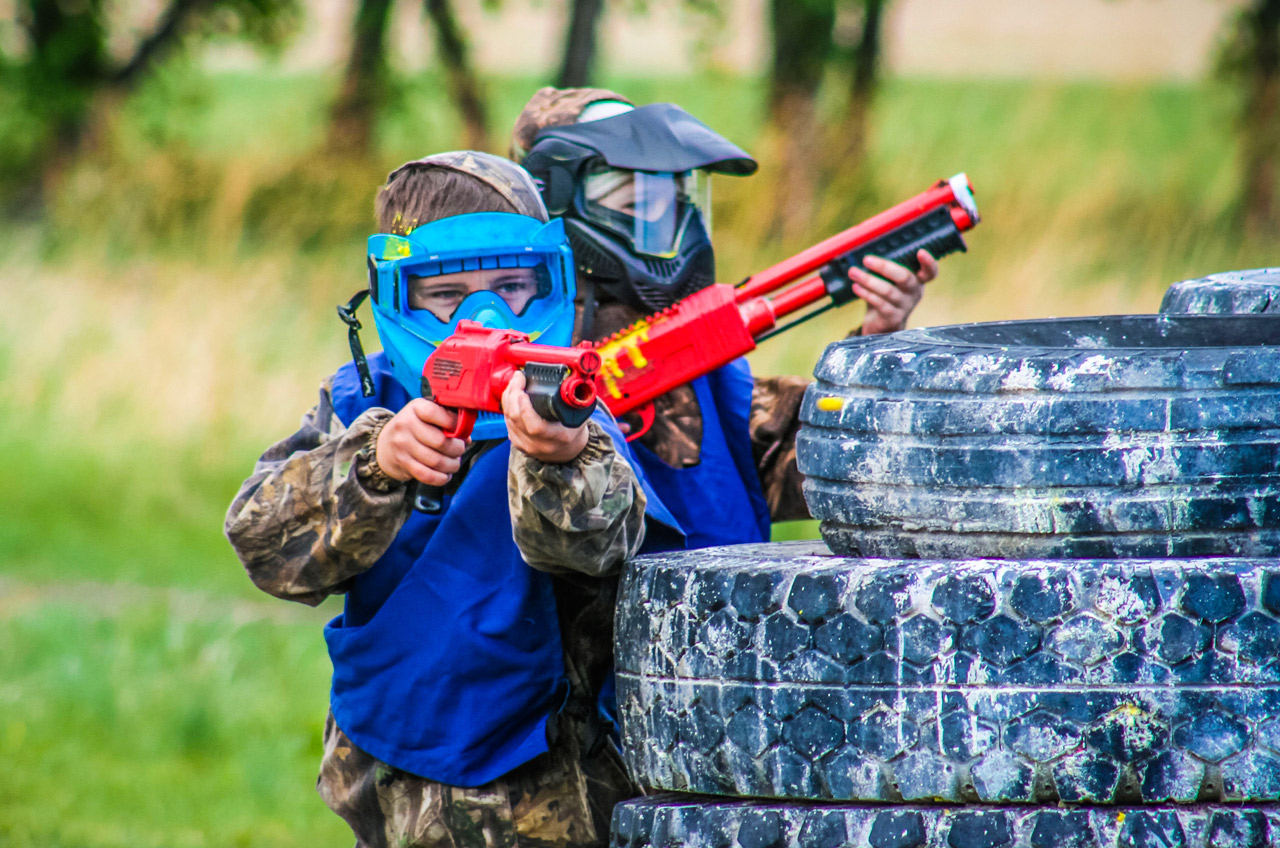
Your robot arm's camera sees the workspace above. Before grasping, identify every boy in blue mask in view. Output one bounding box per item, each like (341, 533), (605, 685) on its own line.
(225, 151), (679, 848)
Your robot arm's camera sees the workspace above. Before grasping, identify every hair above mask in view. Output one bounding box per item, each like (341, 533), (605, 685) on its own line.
(377, 150), (548, 235)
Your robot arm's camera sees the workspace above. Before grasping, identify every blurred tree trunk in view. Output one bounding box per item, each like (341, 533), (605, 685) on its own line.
(767, 0), (836, 240)
(558, 0), (605, 87)
(18, 0), (215, 212)
(1239, 0), (1280, 233)
(425, 0), (489, 150)
(841, 0), (886, 161)
(326, 0), (395, 157)
(24, 0), (108, 198)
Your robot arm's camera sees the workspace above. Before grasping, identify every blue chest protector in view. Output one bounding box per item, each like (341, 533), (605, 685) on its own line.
(324, 352), (681, 787)
(629, 357), (771, 549)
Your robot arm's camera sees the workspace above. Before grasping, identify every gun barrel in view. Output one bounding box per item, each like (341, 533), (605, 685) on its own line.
(505, 341), (602, 377)
(734, 173), (977, 303)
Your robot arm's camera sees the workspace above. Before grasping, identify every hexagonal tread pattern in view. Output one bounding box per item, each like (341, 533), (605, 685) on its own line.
(612, 796), (1280, 848)
(618, 543), (1280, 803)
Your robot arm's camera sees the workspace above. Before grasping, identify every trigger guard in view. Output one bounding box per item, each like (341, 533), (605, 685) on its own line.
(625, 403), (656, 443)
(444, 408), (477, 440)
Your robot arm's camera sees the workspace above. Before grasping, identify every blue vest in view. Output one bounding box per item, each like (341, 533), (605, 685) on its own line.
(324, 352), (681, 786)
(629, 357), (771, 549)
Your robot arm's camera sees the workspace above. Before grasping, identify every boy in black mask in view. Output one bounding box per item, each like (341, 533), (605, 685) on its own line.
(511, 87), (939, 540)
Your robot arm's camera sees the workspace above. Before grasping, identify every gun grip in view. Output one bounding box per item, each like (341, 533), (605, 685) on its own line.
(624, 402), (656, 442)
(410, 481), (445, 514)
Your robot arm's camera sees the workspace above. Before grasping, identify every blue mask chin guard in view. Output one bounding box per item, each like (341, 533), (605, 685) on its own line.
(366, 213), (578, 441)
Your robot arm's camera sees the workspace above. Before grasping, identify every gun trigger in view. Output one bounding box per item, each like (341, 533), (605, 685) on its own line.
(625, 402), (656, 443)
(444, 409), (477, 441)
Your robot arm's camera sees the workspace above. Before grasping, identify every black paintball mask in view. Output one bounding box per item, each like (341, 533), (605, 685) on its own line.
(522, 103), (757, 323)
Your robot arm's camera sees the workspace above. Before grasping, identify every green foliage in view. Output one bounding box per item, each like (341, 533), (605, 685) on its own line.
(199, 0), (303, 52)
(1, 69), (1275, 846)
(0, 0), (302, 208)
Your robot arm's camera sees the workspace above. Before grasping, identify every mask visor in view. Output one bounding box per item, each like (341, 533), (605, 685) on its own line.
(402, 256), (554, 323)
(581, 168), (711, 257)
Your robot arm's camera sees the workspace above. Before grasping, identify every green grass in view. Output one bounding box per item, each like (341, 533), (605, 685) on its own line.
(0, 427), (254, 594)
(2, 67), (1276, 845)
(0, 595), (344, 848)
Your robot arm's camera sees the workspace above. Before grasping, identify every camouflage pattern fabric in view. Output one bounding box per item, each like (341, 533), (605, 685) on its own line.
(224, 381), (406, 606)
(225, 372), (650, 847)
(509, 87), (633, 161)
(224, 376), (646, 605)
(747, 374), (813, 522)
(509, 418), (648, 577)
(389, 150), (550, 222)
(318, 709), (636, 848)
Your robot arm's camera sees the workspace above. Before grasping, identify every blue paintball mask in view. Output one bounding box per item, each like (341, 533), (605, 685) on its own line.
(361, 212), (577, 440)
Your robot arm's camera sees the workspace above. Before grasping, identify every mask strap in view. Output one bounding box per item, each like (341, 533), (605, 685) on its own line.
(336, 289), (376, 398)
(578, 276), (598, 342)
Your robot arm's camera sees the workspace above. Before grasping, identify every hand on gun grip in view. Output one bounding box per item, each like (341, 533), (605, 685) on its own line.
(375, 399), (469, 486)
(852, 249), (939, 337)
(502, 371), (590, 464)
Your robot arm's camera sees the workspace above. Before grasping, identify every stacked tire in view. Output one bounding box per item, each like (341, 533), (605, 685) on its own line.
(1161, 268), (1280, 316)
(611, 310), (1280, 847)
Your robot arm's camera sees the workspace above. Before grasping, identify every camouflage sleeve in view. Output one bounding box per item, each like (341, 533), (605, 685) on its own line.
(750, 375), (814, 523)
(224, 378), (411, 606)
(508, 418), (647, 578)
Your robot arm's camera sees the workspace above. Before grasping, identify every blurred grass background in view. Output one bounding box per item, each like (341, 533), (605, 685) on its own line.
(0, 62), (1275, 845)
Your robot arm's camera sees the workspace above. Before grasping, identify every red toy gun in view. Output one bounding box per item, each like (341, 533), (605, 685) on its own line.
(593, 173), (980, 438)
(412, 319), (602, 513)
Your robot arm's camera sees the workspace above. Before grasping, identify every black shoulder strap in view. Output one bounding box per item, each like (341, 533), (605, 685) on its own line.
(336, 289), (375, 398)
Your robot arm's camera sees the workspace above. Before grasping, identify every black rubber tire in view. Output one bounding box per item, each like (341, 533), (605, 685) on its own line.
(612, 795), (1280, 848)
(1161, 268), (1280, 315)
(796, 314), (1280, 559)
(616, 542), (1280, 804)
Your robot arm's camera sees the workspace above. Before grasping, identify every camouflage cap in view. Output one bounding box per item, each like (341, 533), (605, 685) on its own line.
(387, 150), (549, 222)
(509, 87), (634, 161)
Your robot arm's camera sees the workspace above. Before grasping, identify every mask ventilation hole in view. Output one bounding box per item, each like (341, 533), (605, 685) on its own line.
(642, 257), (680, 277)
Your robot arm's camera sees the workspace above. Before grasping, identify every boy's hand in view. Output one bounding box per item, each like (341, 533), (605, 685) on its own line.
(375, 399), (468, 486)
(503, 371), (590, 465)
(851, 249), (939, 336)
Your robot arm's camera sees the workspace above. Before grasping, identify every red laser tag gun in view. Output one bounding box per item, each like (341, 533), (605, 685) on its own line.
(594, 173), (980, 439)
(411, 320), (603, 513)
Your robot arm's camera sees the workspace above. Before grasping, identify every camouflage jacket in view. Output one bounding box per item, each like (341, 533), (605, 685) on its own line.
(223, 374), (649, 847)
(224, 374), (648, 606)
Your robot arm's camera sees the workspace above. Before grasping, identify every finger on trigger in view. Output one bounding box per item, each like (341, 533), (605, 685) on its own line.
(409, 398), (459, 432)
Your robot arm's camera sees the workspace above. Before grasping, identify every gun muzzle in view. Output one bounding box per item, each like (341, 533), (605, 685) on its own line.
(524, 362), (598, 428)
